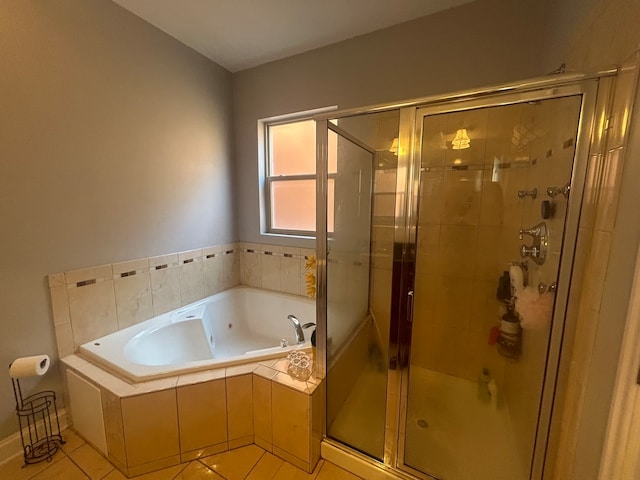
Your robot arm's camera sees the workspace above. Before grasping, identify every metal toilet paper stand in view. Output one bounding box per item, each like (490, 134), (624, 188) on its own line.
(11, 376), (65, 465)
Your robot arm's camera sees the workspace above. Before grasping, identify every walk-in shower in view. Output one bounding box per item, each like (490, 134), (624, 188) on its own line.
(315, 73), (615, 479)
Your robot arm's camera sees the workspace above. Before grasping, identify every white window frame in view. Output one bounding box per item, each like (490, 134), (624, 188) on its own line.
(258, 106), (337, 239)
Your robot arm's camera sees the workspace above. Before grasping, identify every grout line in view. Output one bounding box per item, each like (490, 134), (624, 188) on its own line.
(22, 449), (68, 480)
(173, 387), (182, 477)
(62, 449), (94, 480)
(168, 461), (189, 480)
(243, 450), (266, 479)
(194, 457), (227, 480)
(311, 459), (324, 479)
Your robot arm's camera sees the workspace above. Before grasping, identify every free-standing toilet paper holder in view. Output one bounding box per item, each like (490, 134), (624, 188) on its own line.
(11, 374), (65, 464)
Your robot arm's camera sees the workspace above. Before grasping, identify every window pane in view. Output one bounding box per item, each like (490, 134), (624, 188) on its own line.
(271, 179), (316, 231)
(269, 120), (316, 175)
(270, 179), (334, 232)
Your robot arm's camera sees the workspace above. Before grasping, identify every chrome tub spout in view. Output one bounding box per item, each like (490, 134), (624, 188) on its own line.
(287, 314), (315, 344)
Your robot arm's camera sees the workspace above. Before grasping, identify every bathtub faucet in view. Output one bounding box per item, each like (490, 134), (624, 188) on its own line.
(287, 314), (315, 344)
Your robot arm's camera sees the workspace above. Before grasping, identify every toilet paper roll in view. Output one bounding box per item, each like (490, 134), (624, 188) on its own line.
(9, 355), (50, 378)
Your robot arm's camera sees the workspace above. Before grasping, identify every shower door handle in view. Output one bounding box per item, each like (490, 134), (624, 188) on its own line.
(407, 290), (414, 323)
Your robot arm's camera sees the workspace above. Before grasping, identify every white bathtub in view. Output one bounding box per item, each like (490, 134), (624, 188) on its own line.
(79, 286), (315, 382)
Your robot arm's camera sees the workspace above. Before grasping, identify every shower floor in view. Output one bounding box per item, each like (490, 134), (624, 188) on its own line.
(404, 367), (527, 480)
(329, 364), (528, 480)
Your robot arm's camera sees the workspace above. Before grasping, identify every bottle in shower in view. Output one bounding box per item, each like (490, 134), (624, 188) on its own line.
(497, 305), (522, 359)
(478, 368), (491, 403)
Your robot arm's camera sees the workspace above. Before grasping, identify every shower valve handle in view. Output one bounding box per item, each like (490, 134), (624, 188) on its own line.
(519, 226), (542, 239)
(520, 244), (539, 258)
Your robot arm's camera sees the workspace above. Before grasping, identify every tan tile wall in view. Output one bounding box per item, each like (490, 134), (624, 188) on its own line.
(253, 375), (273, 450)
(239, 243), (315, 297)
(552, 59), (640, 478)
(409, 97), (582, 395)
(177, 379), (227, 458)
(226, 374), (255, 448)
(49, 243), (240, 358)
(326, 320), (374, 427)
(121, 389), (180, 468)
(370, 167), (396, 360)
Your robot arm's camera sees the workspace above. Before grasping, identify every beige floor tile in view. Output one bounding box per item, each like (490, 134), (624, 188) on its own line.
(273, 460), (323, 480)
(315, 462), (362, 480)
(68, 443), (114, 479)
(246, 452), (283, 479)
(102, 468), (128, 480)
(132, 463), (186, 480)
(31, 456), (89, 480)
(0, 450), (66, 480)
(175, 461), (225, 479)
(200, 445), (264, 480)
(61, 429), (86, 454)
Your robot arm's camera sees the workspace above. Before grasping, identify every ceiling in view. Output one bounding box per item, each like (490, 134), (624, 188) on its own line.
(112, 0), (475, 72)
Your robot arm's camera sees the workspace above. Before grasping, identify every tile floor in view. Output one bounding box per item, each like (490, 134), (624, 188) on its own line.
(0, 429), (362, 480)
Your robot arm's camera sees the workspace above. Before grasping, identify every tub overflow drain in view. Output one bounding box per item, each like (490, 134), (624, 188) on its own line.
(416, 419), (429, 429)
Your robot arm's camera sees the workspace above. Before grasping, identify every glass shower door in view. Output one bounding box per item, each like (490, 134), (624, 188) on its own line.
(324, 111), (400, 460)
(402, 95), (584, 480)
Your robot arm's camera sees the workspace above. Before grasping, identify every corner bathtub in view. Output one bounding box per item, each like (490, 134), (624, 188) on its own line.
(79, 286), (315, 382)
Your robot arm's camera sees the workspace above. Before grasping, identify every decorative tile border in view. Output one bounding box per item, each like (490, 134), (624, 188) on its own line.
(49, 243), (240, 358)
(58, 248), (236, 288)
(239, 243), (315, 297)
(240, 243), (314, 259)
(48, 242), (318, 360)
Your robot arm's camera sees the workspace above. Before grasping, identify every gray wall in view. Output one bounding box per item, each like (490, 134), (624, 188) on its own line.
(233, 0), (550, 247)
(0, 0), (234, 438)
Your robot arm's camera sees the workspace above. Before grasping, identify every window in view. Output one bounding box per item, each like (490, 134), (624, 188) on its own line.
(264, 116), (336, 235)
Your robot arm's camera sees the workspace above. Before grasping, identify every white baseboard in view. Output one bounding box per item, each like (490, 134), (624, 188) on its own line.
(0, 408), (68, 466)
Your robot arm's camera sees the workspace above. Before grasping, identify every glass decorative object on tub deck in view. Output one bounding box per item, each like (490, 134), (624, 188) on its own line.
(316, 73), (610, 480)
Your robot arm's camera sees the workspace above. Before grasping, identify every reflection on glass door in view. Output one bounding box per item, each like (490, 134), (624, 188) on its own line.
(324, 111), (399, 460)
(403, 96), (583, 479)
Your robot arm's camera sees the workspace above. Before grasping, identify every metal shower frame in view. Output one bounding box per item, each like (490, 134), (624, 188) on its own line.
(314, 69), (616, 480)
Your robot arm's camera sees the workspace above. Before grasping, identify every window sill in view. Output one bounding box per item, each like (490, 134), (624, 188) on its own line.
(259, 232), (316, 249)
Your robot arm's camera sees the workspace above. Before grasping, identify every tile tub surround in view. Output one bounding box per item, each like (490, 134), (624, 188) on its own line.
(239, 243), (315, 296)
(61, 353), (323, 476)
(49, 244), (240, 358)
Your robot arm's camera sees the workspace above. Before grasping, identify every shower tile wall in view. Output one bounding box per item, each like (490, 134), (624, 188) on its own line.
(48, 243), (240, 358)
(370, 167), (396, 357)
(413, 108), (507, 385)
(412, 98), (581, 395)
(503, 97), (584, 464)
(401, 98), (586, 477)
(554, 60), (639, 479)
